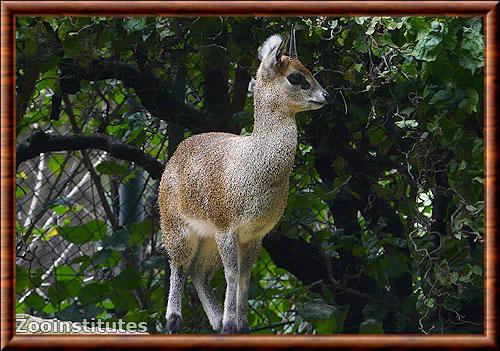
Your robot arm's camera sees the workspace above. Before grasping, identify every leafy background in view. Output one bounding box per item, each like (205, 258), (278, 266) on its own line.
(16, 16), (484, 334)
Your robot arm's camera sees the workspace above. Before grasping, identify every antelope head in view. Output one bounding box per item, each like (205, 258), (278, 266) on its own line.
(256, 26), (331, 114)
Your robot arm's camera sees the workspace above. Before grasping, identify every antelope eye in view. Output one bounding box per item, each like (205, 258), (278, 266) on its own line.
(287, 72), (310, 90)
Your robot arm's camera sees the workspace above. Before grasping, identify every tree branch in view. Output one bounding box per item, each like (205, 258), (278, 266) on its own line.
(60, 58), (216, 134)
(63, 94), (119, 229)
(262, 231), (326, 285)
(202, 24), (230, 129)
(262, 229), (395, 308)
(16, 131), (164, 179)
(430, 149), (452, 238)
(229, 58), (252, 119)
(16, 65), (40, 133)
(41, 21), (214, 135)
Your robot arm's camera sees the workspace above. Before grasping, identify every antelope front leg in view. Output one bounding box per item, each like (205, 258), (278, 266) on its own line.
(237, 238), (262, 333)
(215, 232), (239, 334)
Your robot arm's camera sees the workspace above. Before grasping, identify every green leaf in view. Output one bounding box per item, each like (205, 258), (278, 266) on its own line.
(412, 21), (445, 62)
(52, 204), (71, 215)
(110, 288), (139, 311)
(123, 17), (146, 34)
(430, 90), (452, 105)
(368, 127), (386, 145)
(47, 283), (71, 305)
(466, 205), (477, 212)
(473, 176), (484, 184)
(55, 265), (80, 282)
(62, 35), (85, 58)
(16, 266), (31, 293)
(353, 37), (369, 53)
(459, 25), (484, 73)
(48, 154), (65, 176)
(329, 175), (351, 197)
(113, 267), (142, 291)
(400, 106), (415, 116)
(129, 219), (152, 246)
(101, 298), (115, 310)
(380, 249), (408, 278)
(58, 219), (107, 244)
(78, 282), (112, 305)
(316, 320), (335, 334)
(297, 300), (340, 322)
(103, 227), (130, 251)
(25, 292), (46, 311)
(458, 89), (479, 113)
(43, 303), (57, 314)
(354, 17), (368, 25)
(471, 265), (483, 276)
(16, 185), (28, 198)
(401, 62), (417, 77)
(95, 160), (129, 176)
(395, 119), (418, 129)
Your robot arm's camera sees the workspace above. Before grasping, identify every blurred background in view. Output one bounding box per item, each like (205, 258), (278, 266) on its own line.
(16, 16), (484, 334)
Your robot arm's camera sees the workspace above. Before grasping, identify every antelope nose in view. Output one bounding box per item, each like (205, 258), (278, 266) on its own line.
(323, 91), (332, 103)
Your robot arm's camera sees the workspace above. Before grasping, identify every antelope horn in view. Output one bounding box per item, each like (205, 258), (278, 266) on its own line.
(288, 24), (297, 58)
(276, 32), (290, 62)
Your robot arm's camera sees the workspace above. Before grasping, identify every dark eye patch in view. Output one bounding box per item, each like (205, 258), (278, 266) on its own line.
(287, 72), (310, 90)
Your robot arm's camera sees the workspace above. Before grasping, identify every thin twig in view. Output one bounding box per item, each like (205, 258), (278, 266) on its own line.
(63, 94), (119, 229)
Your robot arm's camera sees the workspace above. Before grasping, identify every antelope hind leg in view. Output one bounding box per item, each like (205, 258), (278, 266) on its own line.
(165, 227), (198, 334)
(191, 239), (223, 332)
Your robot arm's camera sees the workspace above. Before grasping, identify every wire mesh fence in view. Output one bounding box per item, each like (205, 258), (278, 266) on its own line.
(16, 122), (305, 334)
(15, 20), (306, 331)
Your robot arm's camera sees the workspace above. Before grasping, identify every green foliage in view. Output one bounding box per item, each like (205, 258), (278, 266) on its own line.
(16, 16), (484, 334)
(57, 220), (107, 245)
(95, 160), (129, 177)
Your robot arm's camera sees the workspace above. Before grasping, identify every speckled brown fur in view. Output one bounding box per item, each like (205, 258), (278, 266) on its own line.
(159, 33), (330, 334)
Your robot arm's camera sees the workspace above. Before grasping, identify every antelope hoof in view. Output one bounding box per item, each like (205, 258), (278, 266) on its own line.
(166, 313), (182, 334)
(220, 321), (238, 334)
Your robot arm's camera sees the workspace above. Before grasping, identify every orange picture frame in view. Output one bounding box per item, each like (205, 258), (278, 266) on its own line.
(1, 1), (498, 349)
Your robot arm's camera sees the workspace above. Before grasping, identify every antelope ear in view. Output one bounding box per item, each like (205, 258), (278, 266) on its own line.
(257, 34), (289, 70)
